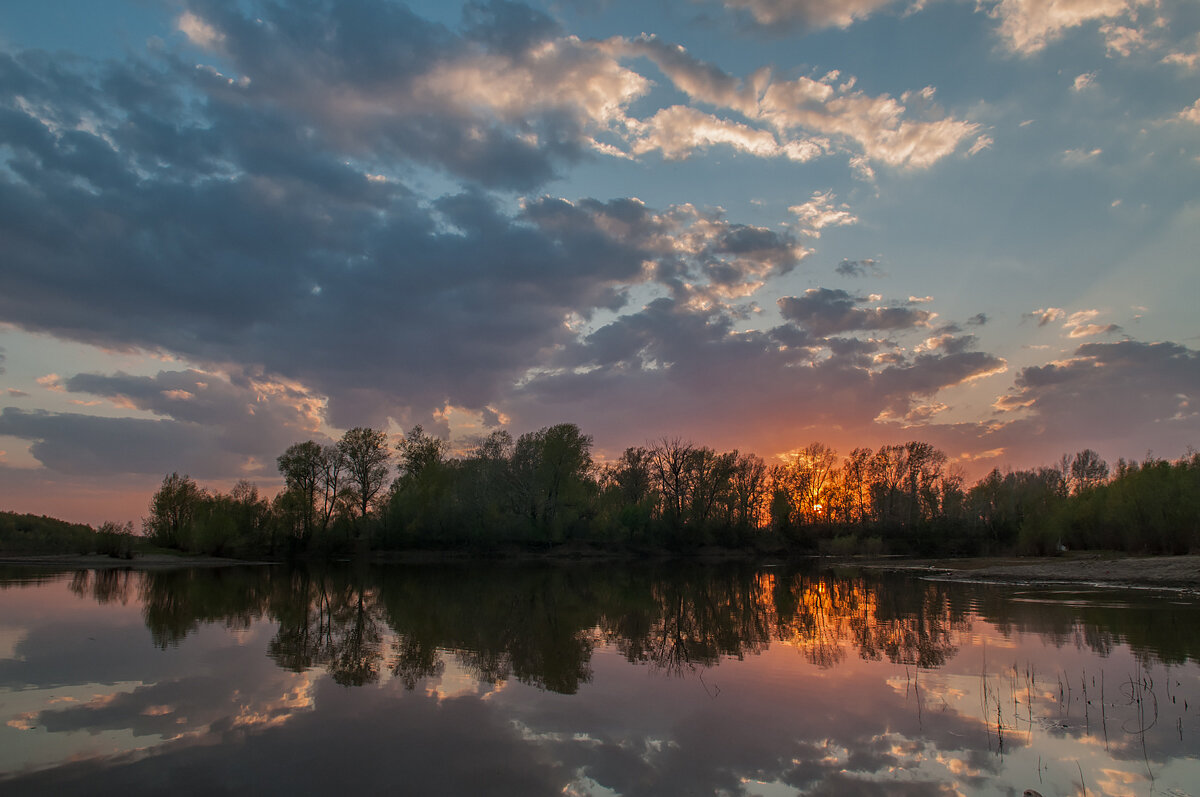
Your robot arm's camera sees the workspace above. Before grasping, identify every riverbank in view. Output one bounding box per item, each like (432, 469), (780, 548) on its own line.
(0, 553), (273, 569)
(5, 550), (1200, 588)
(859, 553), (1200, 588)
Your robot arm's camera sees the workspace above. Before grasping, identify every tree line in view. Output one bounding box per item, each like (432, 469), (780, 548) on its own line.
(138, 422), (1200, 559)
(0, 512), (136, 558)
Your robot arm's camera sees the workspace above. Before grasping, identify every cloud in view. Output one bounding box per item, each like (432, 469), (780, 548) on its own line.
(0, 407), (243, 477)
(1064, 309), (1098, 326)
(990, 339), (1200, 460)
(1099, 22), (1145, 57)
(158, 1), (647, 191)
(162, 3), (976, 183)
(900, 402), (949, 423)
(613, 36), (980, 170)
(778, 289), (933, 336)
(713, 0), (1166, 61)
(1062, 147), (1102, 165)
(1, 57), (810, 433)
(835, 258), (881, 277)
(509, 291), (1004, 460)
(1061, 309), (1121, 338)
(177, 10), (225, 50)
(915, 333), (977, 355)
(630, 105), (828, 162)
(0, 368), (329, 478)
(0, 0), (988, 449)
(790, 192), (859, 237)
(966, 313), (988, 326)
(984, 0), (1150, 55)
(1163, 34), (1200, 68)
(1026, 307), (1065, 327)
(966, 135), (993, 156)
(1066, 323), (1121, 338)
(715, 0), (906, 29)
(1179, 99), (1200, 125)
(1072, 71), (1097, 91)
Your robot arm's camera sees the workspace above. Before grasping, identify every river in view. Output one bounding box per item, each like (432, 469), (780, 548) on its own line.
(1, 562), (1198, 795)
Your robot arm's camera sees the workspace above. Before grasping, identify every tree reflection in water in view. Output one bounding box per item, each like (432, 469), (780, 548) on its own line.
(115, 562), (1200, 691)
(5, 563), (1200, 797)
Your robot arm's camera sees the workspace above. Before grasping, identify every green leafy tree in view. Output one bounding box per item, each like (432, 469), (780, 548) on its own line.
(277, 441), (324, 542)
(396, 425), (448, 482)
(510, 423), (595, 541)
(144, 472), (204, 549)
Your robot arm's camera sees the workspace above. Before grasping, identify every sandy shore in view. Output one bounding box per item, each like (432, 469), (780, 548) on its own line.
(860, 554), (1200, 589)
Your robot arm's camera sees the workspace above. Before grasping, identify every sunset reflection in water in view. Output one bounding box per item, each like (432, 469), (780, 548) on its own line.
(1, 563), (1198, 796)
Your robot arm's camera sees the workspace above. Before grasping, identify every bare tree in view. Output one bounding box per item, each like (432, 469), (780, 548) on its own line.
(650, 438), (695, 526)
(1069, 449), (1109, 494)
(339, 427), (390, 519)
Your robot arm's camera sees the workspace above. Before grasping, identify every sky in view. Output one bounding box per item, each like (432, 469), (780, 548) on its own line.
(1, 0), (1198, 525)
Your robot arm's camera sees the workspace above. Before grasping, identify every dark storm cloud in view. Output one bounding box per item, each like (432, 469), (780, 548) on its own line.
(510, 293), (1004, 453)
(0, 364), (335, 479)
(0, 8), (810, 437)
(0, 408), (253, 477)
(768, 323), (818, 350)
(825, 336), (884, 366)
(62, 370), (314, 431)
(461, 0), (563, 55)
(0, 365), (332, 477)
(0, 0), (1065, 491)
(874, 349), (1004, 415)
(883, 338), (1200, 475)
(13, 368), (329, 476)
(995, 340), (1200, 445)
(777, 289), (932, 336)
(178, 0), (608, 190)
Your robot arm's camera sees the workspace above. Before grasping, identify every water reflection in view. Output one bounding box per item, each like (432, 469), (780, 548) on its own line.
(2, 563), (1199, 796)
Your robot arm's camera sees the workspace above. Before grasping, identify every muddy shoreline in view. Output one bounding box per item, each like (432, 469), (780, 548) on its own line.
(859, 553), (1200, 589)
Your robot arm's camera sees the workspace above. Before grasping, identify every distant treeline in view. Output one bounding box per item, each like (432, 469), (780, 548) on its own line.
(0, 512), (136, 558)
(135, 423), (1200, 559)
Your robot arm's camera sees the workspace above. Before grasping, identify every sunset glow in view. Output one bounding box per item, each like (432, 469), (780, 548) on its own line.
(0, 0), (1197, 524)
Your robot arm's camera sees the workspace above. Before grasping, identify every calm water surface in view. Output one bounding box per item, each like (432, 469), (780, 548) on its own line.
(1, 562), (1198, 796)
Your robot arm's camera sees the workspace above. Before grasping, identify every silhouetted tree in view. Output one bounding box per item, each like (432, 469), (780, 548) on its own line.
(277, 441), (324, 542)
(144, 472), (204, 548)
(339, 427), (390, 519)
(1069, 449), (1109, 494)
(651, 438), (695, 530)
(510, 423), (594, 540)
